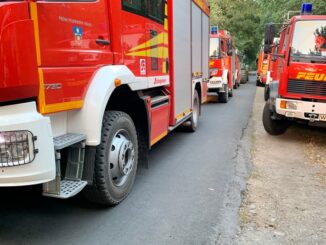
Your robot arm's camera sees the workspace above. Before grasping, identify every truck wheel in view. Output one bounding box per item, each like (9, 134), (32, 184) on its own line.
(218, 85), (229, 103)
(262, 102), (288, 136)
(188, 90), (200, 132)
(229, 87), (234, 97)
(84, 111), (138, 206)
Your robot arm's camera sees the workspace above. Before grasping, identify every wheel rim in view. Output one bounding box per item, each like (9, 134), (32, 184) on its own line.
(108, 129), (135, 187)
(193, 97), (199, 127)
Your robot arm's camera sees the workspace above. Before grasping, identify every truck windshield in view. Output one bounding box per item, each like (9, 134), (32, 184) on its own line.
(210, 38), (220, 58)
(291, 20), (326, 63)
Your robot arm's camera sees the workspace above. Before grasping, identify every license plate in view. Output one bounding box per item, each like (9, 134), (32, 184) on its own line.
(319, 114), (326, 121)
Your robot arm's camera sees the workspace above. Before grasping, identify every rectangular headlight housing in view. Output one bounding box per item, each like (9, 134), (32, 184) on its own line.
(0, 131), (37, 167)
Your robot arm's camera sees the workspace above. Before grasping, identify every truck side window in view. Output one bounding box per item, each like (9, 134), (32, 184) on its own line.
(122, 0), (143, 14)
(122, 0), (164, 24)
(147, 0), (164, 23)
(282, 29), (290, 51)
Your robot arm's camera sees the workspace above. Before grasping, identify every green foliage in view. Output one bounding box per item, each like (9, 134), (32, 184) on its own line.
(209, 0), (326, 68)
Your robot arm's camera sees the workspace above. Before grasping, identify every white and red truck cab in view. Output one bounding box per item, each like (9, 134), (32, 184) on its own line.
(208, 28), (236, 103)
(0, 0), (210, 205)
(263, 3), (326, 135)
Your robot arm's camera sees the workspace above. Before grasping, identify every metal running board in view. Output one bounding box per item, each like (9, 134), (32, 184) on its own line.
(43, 133), (87, 199)
(168, 112), (192, 132)
(54, 133), (86, 150)
(43, 180), (87, 199)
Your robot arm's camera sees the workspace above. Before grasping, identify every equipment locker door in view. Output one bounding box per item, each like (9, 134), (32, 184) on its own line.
(171, 0), (192, 123)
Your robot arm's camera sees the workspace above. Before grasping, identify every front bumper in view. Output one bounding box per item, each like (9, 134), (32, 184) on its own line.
(0, 102), (55, 186)
(276, 98), (326, 122)
(208, 76), (223, 89)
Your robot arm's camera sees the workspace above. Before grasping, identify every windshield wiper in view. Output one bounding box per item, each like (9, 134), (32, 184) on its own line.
(291, 54), (326, 63)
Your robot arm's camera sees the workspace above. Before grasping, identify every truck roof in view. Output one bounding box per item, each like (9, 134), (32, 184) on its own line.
(292, 15), (326, 22)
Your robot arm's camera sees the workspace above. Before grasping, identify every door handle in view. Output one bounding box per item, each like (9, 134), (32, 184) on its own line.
(96, 39), (110, 46)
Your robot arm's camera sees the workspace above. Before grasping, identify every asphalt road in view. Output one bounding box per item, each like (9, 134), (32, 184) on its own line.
(0, 77), (256, 245)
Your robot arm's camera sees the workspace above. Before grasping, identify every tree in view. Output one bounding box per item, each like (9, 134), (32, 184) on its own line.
(209, 0), (264, 67)
(209, 0), (326, 68)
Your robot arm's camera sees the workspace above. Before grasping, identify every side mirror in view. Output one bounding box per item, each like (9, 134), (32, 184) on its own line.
(264, 44), (272, 54)
(264, 23), (275, 53)
(272, 51), (286, 61)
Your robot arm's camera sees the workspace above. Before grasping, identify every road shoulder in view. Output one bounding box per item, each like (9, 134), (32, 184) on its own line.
(236, 88), (326, 244)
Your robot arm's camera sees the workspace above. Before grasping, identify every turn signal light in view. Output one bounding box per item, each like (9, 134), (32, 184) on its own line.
(280, 100), (287, 109)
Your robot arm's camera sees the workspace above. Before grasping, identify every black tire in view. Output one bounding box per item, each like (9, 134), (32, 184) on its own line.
(229, 87), (234, 97)
(188, 90), (200, 132)
(83, 111), (138, 206)
(264, 85), (270, 101)
(218, 85), (229, 103)
(263, 102), (288, 136)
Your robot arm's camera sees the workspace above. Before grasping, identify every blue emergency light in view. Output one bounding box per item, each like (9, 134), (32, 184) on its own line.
(211, 26), (218, 35)
(301, 3), (313, 15)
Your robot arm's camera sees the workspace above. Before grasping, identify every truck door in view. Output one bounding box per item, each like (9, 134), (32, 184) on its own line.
(276, 28), (290, 82)
(31, 0), (113, 114)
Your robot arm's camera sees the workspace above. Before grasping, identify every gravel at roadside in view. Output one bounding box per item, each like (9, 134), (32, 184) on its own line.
(236, 88), (326, 245)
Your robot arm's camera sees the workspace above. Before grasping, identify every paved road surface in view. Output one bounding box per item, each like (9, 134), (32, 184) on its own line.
(0, 77), (256, 245)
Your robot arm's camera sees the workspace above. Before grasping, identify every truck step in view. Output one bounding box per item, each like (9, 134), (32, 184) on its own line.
(43, 180), (87, 199)
(54, 133), (86, 150)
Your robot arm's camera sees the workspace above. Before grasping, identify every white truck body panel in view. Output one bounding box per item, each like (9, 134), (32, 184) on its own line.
(68, 65), (136, 146)
(0, 102), (55, 186)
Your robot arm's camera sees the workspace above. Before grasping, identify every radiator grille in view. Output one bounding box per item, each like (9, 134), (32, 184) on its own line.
(287, 80), (326, 97)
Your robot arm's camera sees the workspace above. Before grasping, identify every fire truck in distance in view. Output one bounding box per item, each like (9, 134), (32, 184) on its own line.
(263, 3), (326, 135)
(256, 49), (268, 87)
(0, 0), (210, 206)
(235, 53), (241, 88)
(264, 37), (280, 101)
(208, 28), (236, 103)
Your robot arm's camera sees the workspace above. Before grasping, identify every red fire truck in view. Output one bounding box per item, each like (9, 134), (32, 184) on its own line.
(0, 0), (210, 205)
(208, 29), (236, 103)
(235, 52), (241, 88)
(256, 49), (268, 87)
(263, 3), (326, 135)
(264, 38), (280, 101)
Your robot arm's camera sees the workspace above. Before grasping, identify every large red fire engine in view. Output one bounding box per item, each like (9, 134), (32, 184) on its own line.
(263, 3), (326, 135)
(0, 0), (210, 205)
(208, 28), (236, 103)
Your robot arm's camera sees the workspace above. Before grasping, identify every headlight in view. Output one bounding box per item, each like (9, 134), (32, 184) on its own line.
(286, 101), (298, 110)
(280, 100), (298, 110)
(210, 69), (219, 76)
(0, 131), (37, 167)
